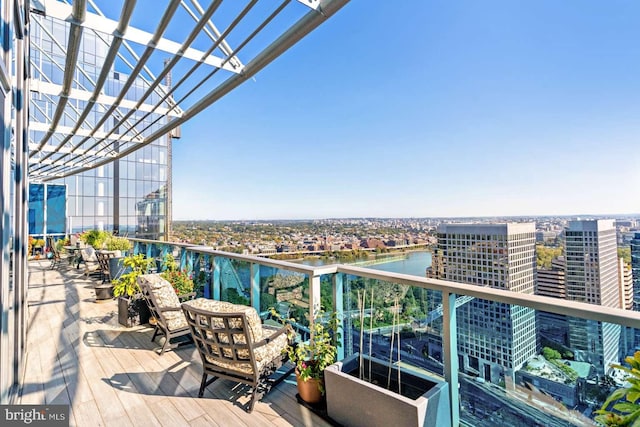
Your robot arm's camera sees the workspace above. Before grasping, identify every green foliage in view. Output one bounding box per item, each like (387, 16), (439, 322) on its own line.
(161, 253), (179, 272)
(55, 237), (70, 253)
(596, 351), (640, 426)
(222, 288), (249, 306)
(112, 254), (153, 298)
(160, 270), (194, 295)
(193, 271), (207, 298)
(549, 360), (578, 383)
(105, 236), (131, 251)
(619, 247), (631, 266)
(260, 293), (277, 312)
(80, 229), (111, 249)
(542, 347), (561, 360)
(272, 309), (341, 394)
(536, 245), (563, 268)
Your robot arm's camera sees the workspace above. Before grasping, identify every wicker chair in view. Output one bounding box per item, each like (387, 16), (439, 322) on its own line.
(137, 274), (196, 355)
(181, 298), (293, 413)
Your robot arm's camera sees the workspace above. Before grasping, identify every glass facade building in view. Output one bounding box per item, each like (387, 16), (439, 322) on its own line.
(437, 223), (538, 382)
(565, 220), (621, 374)
(29, 16), (171, 239)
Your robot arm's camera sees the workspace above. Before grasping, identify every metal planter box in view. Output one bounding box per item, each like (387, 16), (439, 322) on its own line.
(325, 354), (451, 427)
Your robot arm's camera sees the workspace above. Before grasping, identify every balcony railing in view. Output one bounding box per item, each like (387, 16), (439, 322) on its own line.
(129, 238), (640, 426)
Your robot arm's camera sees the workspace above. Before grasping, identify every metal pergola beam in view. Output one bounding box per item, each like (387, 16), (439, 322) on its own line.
(28, 0), (351, 181)
(40, 0), (239, 72)
(31, 0), (86, 155)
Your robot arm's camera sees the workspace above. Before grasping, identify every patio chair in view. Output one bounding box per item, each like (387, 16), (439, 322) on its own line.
(181, 298), (294, 413)
(95, 251), (115, 283)
(80, 246), (101, 277)
(137, 274), (196, 355)
(47, 236), (63, 269)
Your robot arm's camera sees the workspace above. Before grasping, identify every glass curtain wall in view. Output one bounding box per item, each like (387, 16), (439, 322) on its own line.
(29, 16), (170, 240)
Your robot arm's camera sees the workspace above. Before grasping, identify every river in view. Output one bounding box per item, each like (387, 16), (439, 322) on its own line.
(301, 251), (432, 278)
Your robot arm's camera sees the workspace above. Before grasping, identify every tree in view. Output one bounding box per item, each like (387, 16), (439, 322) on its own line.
(618, 247), (631, 266)
(542, 347), (561, 360)
(536, 245), (563, 269)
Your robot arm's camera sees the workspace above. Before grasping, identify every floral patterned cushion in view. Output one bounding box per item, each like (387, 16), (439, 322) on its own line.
(182, 299), (288, 375)
(185, 298), (263, 342)
(138, 274), (187, 331)
(202, 325), (288, 375)
(138, 274), (181, 309)
(81, 247), (98, 262)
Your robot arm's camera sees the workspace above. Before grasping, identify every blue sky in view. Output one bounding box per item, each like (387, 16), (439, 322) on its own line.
(171, 1), (640, 220)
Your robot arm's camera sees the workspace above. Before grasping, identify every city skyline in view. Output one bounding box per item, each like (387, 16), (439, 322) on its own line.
(171, 1), (640, 220)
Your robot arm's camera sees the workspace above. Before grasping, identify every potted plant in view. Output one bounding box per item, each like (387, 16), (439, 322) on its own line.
(104, 236), (132, 255)
(80, 229), (110, 249)
(595, 351), (640, 426)
(160, 269), (194, 295)
(112, 253), (153, 327)
(273, 309), (341, 405)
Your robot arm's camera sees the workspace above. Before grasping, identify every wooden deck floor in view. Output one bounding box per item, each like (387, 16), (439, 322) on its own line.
(20, 260), (331, 427)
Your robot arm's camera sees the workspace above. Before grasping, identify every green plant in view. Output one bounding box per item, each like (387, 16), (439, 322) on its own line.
(596, 351), (640, 426)
(55, 237), (70, 253)
(161, 253), (179, 272)
(160, 270), (194, 295)
(80, 229), (110, 249)
(105, 236), (131, 252)
(112, 254), (153, 298)
(271, 309), (341, 394)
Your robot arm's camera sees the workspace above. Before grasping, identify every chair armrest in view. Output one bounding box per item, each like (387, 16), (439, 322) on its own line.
(158, 306), (182, 313)
(252, 324), (290, 349)
(178, 292), (196, 302)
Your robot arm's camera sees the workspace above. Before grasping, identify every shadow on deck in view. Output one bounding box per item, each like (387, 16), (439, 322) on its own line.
(20, 260), (330, 427)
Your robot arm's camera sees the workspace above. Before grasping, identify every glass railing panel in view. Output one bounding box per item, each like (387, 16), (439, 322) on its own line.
(260, 266), (310, 339)
(456, 301), (628, 427)
(218, 258), (251, 306)
(341, 274), (445, 378)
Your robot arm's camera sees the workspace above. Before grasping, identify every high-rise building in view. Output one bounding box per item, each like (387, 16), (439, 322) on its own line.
(632, 233), (640, 312)
(619, 258), (633, 310)
(29, 16), (173, 240)
(536, 256), (569, 345)
(536, 256), (566, 299)
(437, 223), (538, 382)
(564, 220), (620, 374)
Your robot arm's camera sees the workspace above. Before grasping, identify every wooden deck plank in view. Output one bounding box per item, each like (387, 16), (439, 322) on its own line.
(20, 261), (331, 427)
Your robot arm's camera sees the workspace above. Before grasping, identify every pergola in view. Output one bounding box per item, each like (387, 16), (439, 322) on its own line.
(27, 0), (349, 181)
(0, 0), (349, 404)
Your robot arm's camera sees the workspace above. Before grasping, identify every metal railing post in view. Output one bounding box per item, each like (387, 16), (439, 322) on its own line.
(443, 290), (460, 426)
(332, 272), (345, 360)
(212, 256), (221, 300)
(250, 263), (260, 312)
(309, 273), (321, 334)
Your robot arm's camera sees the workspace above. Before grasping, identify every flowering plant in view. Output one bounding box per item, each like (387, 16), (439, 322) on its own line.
(160, 270), (194, 295)
(271, 308), (341, 393)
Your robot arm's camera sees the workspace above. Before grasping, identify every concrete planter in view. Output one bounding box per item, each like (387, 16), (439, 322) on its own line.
(324, 354), (451, 427)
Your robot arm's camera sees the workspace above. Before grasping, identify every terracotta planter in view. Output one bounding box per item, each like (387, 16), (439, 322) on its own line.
(295, 369), (323, 404)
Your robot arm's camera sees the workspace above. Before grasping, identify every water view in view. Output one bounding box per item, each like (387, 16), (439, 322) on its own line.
(301, 250), (432, 277)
